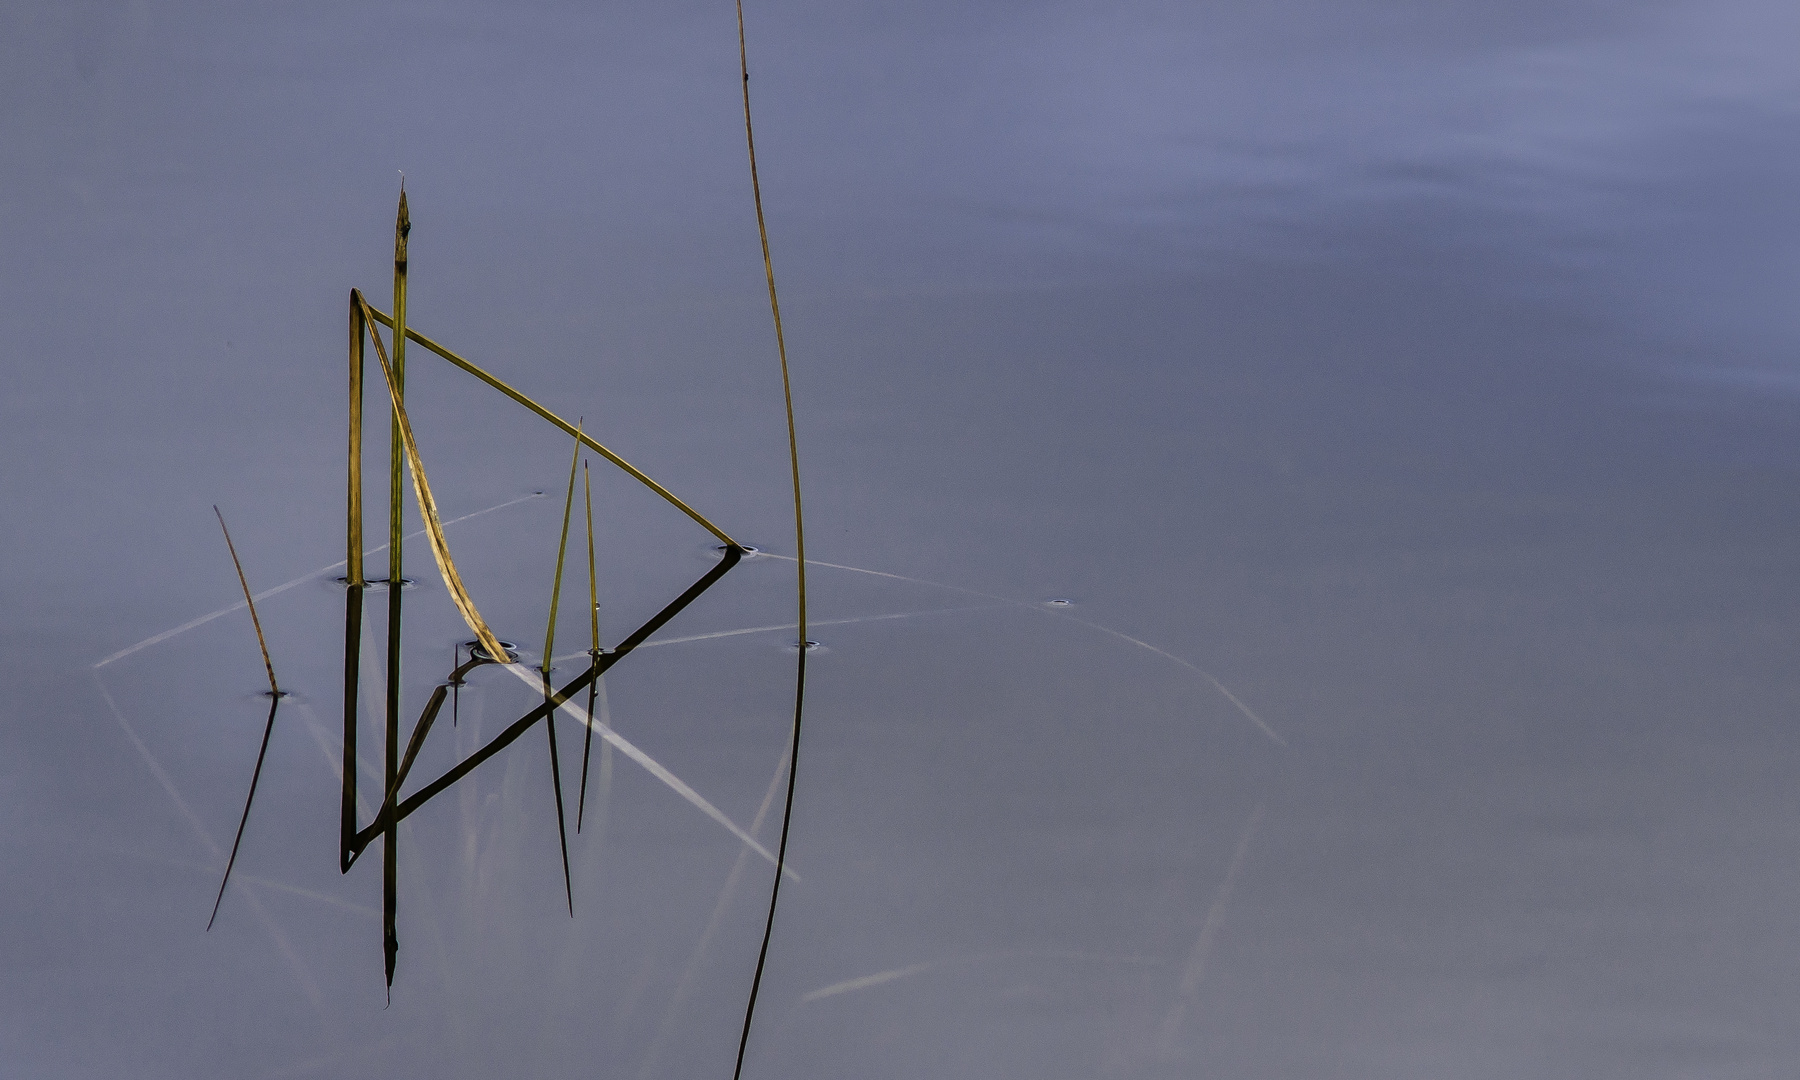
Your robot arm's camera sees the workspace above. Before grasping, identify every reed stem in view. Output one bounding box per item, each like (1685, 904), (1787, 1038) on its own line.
(343, 291), (366, 872)
(731, 5), (811, 1076)
(384, 186), (410, 991)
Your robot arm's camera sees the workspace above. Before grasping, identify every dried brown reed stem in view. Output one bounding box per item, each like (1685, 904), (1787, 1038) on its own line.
(353, 291), (508, 663)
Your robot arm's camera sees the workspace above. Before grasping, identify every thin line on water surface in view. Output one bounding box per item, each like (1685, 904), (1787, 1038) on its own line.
(637, 734), (792, 1080)
(1157, 801), (1263, 1057)
(93, 669), (327, 1013)
(496, 663), (797, 879)
(799, 962), (936, 1002)
(799, 950), (1166, 1004)
(759, 553), (1287, 747)
(67, 841), (382, 920)
(92, 492), (543, 669)
(547, 604), (998, 664)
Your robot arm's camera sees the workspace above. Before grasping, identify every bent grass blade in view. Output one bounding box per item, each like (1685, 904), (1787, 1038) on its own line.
(354, 292), (507, 665)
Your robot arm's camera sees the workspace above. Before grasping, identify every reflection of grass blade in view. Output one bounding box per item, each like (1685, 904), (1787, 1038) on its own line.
(209, 694), (281, 930)
(582, 681), (612, 839)
(578, 460), (599, 832)
(544, 676), (574, 916)
(362, 305), (740, 549)
(214, 507), (279, 697)
(353, 291), (507, 664)
(341, 584), (363, 873)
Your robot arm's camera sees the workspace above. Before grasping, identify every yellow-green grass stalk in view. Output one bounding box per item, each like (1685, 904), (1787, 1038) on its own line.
(207, 506), (282, 931)
(342, 291), (366, 872)
(348, 294), (366, 587)
(732, 2), (811, 1075)
(542, 422), (584, 675)
(361, 306), (742, 551)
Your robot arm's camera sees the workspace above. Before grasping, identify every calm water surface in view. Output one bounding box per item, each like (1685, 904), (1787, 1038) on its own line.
(3, 2), (1799, 1077)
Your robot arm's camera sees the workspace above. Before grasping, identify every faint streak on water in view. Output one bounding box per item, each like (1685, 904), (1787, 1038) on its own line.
(497, 662), (796, 878)
(93, 669), (329, 1016)
(547, 604), (1003, 664)
(1157, 800), (1264, 1058)
(90, 493), (545, 669)
(637, 734), (793, 1080)
(759, 553), (1287, 746)
(798, 950), (1169, 1004)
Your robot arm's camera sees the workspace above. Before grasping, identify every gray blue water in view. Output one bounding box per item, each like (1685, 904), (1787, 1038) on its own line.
(4, 1), (1800, 1076)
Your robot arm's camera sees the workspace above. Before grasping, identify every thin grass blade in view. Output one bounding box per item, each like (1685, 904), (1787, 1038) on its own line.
(214, 507), (279, 697)
(542, 423), (583, 673)
(361, 305), (740, 548)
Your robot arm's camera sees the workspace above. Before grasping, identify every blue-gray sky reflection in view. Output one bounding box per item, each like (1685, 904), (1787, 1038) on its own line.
(3, 1), (1799, 1077)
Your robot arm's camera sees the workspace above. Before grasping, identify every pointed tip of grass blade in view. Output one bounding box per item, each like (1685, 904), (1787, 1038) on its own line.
(207, 693), (282, 931)
(541, 422), (584, 673)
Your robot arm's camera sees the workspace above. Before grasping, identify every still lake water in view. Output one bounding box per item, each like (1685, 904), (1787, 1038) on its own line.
(4, 1), (1800, 1076)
